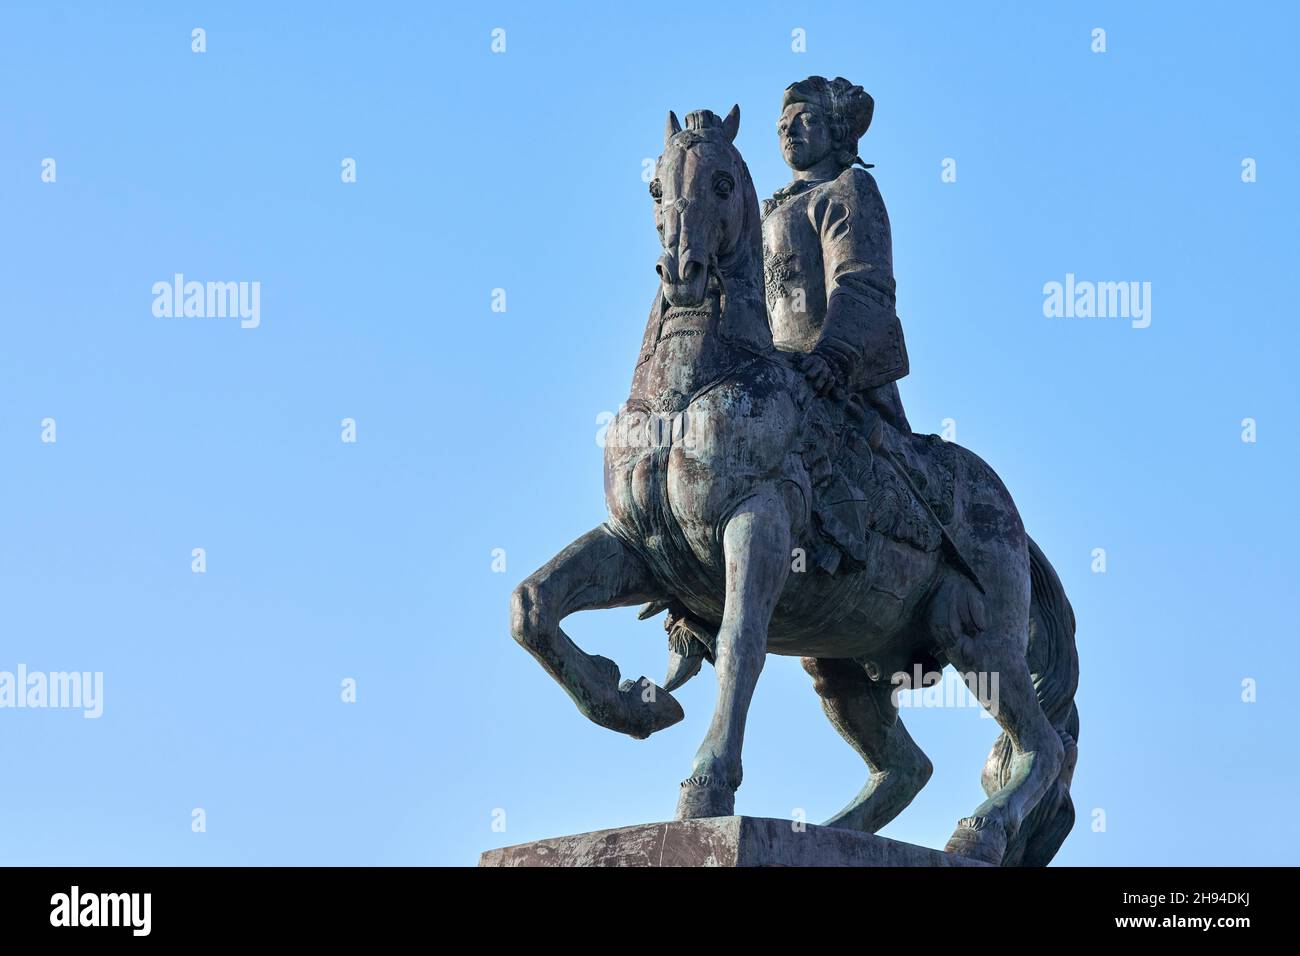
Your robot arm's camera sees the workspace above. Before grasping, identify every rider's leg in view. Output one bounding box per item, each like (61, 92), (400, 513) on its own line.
(866, 381), (911, 434)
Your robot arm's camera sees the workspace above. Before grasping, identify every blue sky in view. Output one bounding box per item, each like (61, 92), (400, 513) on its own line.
(1, 1), (1296, 866)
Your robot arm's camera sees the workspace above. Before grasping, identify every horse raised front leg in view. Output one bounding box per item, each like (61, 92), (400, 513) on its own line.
(676, 486), (791, 819)
(510, 525), (684, 739)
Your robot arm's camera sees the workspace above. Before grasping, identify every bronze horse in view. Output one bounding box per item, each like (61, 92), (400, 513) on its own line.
(511, 105), (1079, 865)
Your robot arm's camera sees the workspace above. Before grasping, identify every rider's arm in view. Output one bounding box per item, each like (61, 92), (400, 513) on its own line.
(806, 168), (908, 393)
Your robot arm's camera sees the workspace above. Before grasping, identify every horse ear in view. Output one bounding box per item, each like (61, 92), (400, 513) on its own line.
(665, 110), (682, 146)
(721, 104), (740, 143)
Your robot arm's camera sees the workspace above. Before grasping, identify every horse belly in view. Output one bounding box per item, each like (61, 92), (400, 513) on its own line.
(766, 534), (940, 658)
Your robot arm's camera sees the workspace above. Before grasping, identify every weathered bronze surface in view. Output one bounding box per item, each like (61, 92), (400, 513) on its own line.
(509, 78), (1079, 867)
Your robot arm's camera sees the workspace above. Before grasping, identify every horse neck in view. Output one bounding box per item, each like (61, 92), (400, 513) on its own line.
(628, 188), (770, 407)
(629, 260), (768, 409)
(713, 237), (769, 352)
(722, 163), (769, 350)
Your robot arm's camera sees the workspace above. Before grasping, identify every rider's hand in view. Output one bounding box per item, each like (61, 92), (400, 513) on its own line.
(799, 353), (837, 396)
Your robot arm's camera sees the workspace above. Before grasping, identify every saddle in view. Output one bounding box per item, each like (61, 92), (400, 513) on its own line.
(799, 396), (957, 576)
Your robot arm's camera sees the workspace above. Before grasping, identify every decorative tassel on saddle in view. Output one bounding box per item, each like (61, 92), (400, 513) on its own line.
(638, 598), (716, 692)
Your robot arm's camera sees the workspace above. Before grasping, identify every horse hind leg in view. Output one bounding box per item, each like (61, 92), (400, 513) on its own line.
(802, 657), (933, 833)
(988, 723), (1078, 866)
(932, 531), (1080, 865)
(510, 525), (684, 739)
(937, 587), (1066, 864)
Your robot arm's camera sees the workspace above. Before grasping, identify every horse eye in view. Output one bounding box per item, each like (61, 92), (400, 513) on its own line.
(649, 179), (663, 202)
(713, 173), (734, 199)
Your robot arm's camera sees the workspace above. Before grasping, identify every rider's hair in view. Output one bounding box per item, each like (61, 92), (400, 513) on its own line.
(782, 75), (874, 169)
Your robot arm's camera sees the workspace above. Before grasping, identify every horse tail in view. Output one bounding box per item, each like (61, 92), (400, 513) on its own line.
(984, 535), (1080, 866)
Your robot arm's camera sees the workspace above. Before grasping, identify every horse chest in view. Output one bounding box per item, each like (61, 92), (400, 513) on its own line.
(603, 366), (809, 613)
(603, 407), (720, 582)
(632, 318), (733, 414)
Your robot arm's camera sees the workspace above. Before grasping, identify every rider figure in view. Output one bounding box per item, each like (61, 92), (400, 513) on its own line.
(762, 75), (910, 435)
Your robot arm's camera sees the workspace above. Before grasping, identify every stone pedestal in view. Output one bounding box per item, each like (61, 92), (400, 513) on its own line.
(478, 816), (990, 867)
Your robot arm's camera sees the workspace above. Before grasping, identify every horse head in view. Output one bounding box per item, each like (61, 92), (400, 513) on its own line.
(650, 106), (763, 311)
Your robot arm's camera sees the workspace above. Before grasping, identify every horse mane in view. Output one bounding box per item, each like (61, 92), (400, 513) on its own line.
(728, 150), (764, 304)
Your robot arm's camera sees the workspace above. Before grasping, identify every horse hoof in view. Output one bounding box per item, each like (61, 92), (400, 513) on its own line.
(576, 652), (684, 739)
(944, 816), (1008, 865)
(607, 676), (685, 739)
(675, 775), (735, 819)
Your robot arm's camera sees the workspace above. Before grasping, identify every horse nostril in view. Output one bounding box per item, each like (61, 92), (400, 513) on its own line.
(681, 259), (701, 283)
(656, 255), (676, 284)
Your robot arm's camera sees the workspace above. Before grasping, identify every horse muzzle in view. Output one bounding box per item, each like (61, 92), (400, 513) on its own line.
(657, 251), (709, 308)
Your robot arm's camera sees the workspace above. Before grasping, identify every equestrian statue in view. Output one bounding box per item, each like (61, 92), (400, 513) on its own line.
(510, 77), (1080, 866)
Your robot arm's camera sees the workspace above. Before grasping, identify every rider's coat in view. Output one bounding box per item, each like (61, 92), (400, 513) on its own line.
(761, 165), (910, 431)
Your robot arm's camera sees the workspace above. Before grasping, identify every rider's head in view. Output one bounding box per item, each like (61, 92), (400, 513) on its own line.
(777, 76), (873, 173)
